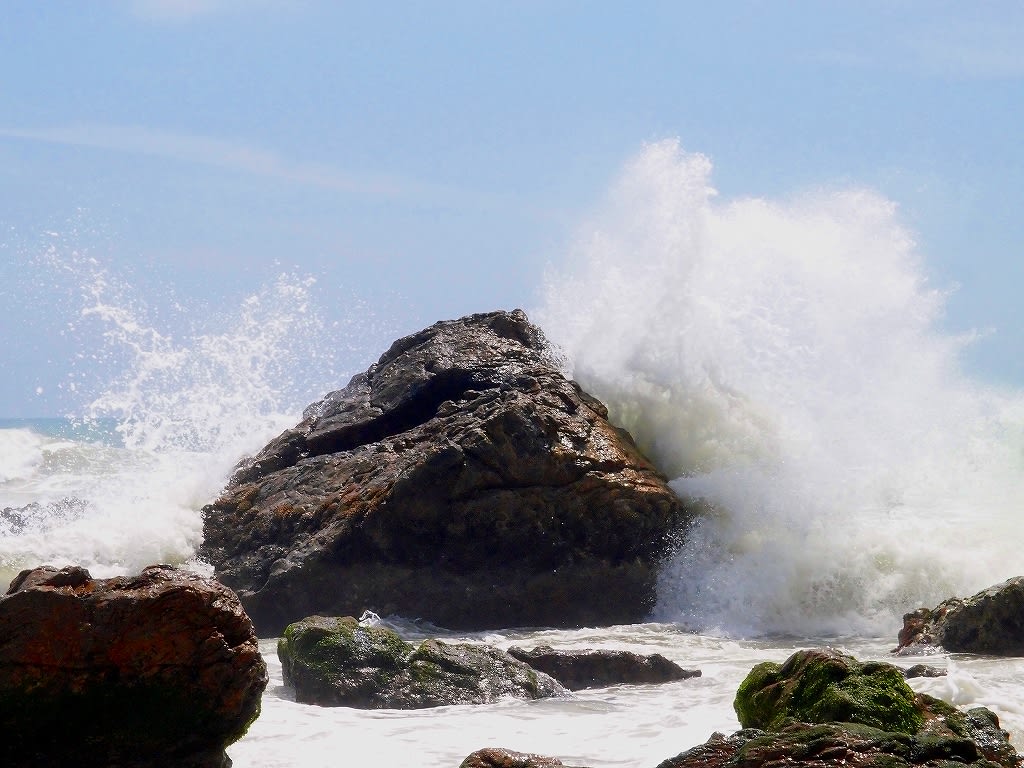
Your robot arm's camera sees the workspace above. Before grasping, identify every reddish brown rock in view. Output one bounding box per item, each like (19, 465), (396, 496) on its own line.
(895, 577), (1024, 655)
(201, 310), (694, 635)
(460, 747), (584, 768)
(0, 564), (267, 768)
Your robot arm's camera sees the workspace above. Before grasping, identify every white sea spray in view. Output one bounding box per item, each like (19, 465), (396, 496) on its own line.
(539, 138), (1024, 636)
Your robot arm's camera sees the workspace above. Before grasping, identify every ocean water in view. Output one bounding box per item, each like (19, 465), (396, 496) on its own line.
(4, 140), (1024, 766)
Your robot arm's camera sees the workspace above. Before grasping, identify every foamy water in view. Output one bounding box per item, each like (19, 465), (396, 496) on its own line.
(539, 139), (1024, 638)
(4, 140), (1024, 766)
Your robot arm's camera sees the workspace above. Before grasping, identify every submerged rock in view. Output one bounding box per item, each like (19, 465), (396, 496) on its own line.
(507, 645), (700, 690)
(277, 614), (567, 708)
(201, 309), (693, 634)
(896, 577), (1024, 655)
(0, 564), (267, 768)
(460, 748), (585, 767)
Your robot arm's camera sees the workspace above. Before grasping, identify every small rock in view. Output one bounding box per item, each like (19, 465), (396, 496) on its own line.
(507, 645), (699, 689)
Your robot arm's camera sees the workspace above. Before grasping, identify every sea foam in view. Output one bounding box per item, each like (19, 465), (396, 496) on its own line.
(539, 138), (1024, 637)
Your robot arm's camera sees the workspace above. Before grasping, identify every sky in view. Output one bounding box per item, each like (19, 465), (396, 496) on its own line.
(1, 1), (1022, 416)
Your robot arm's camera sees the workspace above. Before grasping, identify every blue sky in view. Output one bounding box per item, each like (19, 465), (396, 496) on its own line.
(2, 1), (1022, 416)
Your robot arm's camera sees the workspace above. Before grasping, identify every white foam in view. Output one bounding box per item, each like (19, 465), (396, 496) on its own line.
(539, 139), (1024, 636)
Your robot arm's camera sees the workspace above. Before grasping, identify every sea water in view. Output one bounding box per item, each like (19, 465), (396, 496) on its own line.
(4, 140), (1024, 766)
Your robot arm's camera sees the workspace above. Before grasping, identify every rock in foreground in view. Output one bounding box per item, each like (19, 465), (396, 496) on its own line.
(507, 645), (699, 690)
(202, 309), (693, 634)
(277, 615), (567, 708)
(896, 577), (1024, 655)
(0, 564), (267, 768)
(726, 648), (1018, 767)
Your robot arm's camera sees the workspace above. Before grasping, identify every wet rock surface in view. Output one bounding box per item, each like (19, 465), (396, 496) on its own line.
(459, 748), (584, 767)
(201, 309), (693, 635)
(0, 564), (266, 768)
(507, 645), (700, 690)
(277, 615), (567, 708)
(896, 577), (1024, 655)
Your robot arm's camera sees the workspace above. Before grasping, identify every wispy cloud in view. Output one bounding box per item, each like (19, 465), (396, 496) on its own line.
(804, 13), (1024, 80)
(0, 122), (450, 202)
(127, 0), (279, 23)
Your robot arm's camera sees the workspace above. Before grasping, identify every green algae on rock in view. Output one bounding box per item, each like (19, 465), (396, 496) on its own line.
(277, 615), (567, 708)
(734, 648), (923, 734)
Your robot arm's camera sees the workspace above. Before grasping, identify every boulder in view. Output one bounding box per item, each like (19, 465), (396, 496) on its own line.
(727, 648), (1018, 767)
(656, 716), (1018, 768)
(896, 577), (1024, 655)
(507, 645), (700, 689)
(276, 614), (567, 708)
(734, 647), (923, 734)
(0, 564), (267, 768)
(201, 309), (693, 634)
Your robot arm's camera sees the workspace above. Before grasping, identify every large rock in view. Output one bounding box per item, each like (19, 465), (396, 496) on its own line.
(0, 564), (267, 768)
(276, 614), (567, 708)
(507, 645), (700, 690)
(896, 577), (1024, 655)
(201, 309), (693, 634)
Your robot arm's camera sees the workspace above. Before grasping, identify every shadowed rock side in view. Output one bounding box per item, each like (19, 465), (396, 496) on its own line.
(201, 310), (694, 635)
(0, 564), (267, 768)
(896, 576), (1024, 655)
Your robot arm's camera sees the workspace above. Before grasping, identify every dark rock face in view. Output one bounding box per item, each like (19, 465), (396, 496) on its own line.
(201, 309), (693, 635)
(896, 577), (1024, 655)
(507, 645), (700, 690)
(0, 564), (267, 768)
(276, 614), (567, 708)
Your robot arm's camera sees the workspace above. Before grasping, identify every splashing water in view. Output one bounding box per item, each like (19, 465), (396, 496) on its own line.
(1, 236), (386, 583)
(539, 139), (1024, 637)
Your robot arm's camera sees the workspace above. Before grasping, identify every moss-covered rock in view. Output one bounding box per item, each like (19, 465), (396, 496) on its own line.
(277, 615), (567, 708)
(734, 648), (923, 734)
(726, 648), (1019, 768)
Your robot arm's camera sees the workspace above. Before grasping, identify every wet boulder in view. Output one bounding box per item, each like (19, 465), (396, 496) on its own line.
(896, 577), (1024, 655)
(507, 645), (700, 690)
(724, 648), (1018, 768)
(276, 614), (567, 708)
(0, 564), (267, 768)
(201, 309), (694, 634)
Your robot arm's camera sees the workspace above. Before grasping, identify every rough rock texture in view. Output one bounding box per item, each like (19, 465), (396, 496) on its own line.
(656, 717), (1019, 768)
(728, 648), (1018, 767)
(460, 748), (584, 768)
(734, 648), (924, 734)
(276, 614), (567, 708)
(507, 645), (700, 690)
(896, 577), (1024, 655)
(0, 564), (267, 768)
(201, 309), (693, 635)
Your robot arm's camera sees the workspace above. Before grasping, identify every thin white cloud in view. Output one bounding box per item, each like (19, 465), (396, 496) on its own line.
(0, 122), (448, 202)
(804, 13), (1024, 80)
(128, 0), (275, 23)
